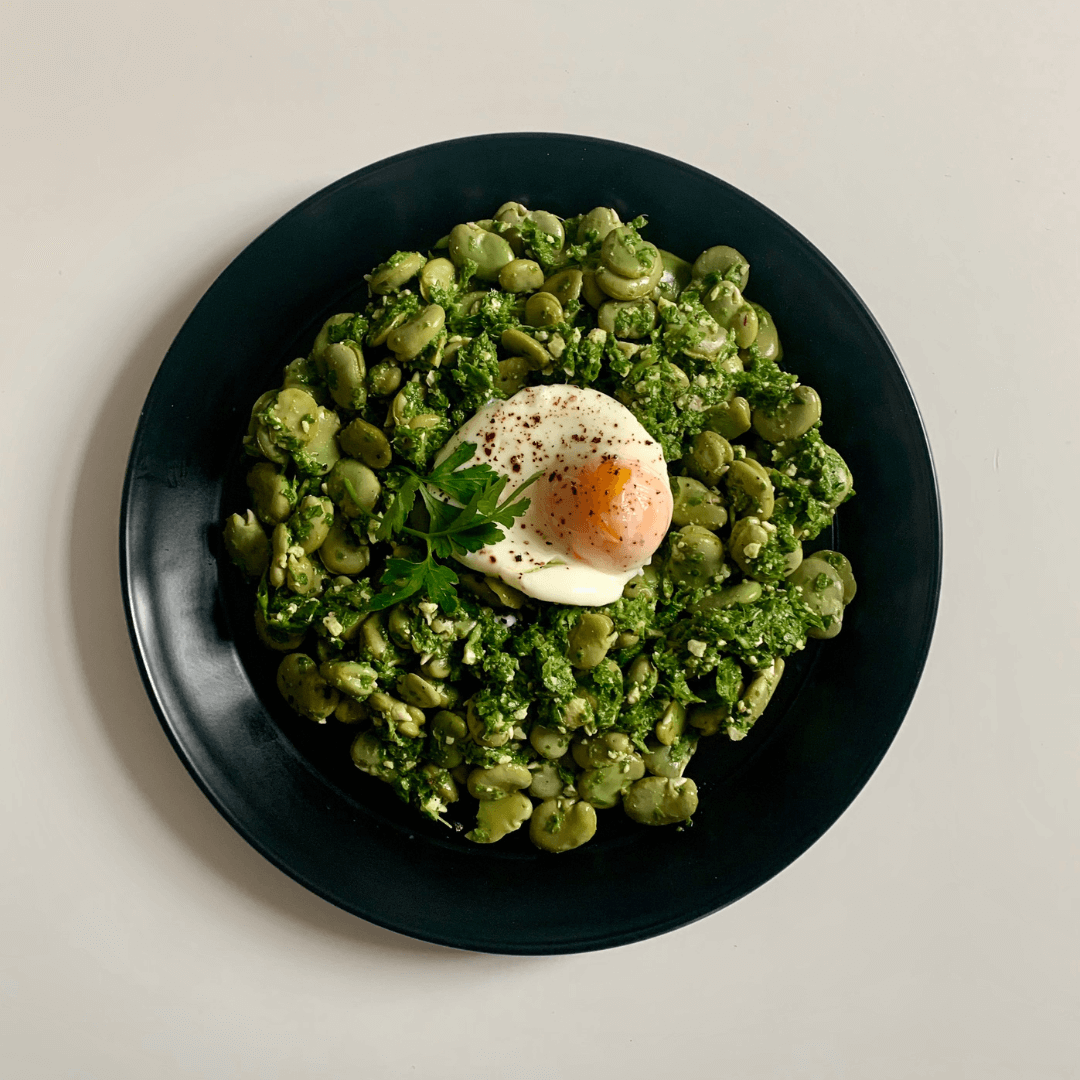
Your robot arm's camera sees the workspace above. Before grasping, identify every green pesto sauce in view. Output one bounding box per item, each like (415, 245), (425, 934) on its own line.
(228, 202), (857, 846)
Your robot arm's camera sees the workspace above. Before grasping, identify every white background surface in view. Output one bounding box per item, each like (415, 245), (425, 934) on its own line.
(3, 2), (1078, 1077)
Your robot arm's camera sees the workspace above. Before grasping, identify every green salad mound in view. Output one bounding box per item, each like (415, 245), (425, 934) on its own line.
(222, 202), (856, 853)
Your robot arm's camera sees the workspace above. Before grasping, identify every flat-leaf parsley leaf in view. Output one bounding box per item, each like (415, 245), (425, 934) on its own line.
(369, 443), (541, 612)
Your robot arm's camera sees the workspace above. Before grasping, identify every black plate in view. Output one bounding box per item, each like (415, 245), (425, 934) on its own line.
(121, 133), (941, 954)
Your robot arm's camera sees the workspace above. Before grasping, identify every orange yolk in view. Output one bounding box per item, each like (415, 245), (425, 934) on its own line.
(537, 456), (674, 573)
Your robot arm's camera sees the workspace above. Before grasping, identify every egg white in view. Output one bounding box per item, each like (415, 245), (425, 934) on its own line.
(435, 384), (671, 606)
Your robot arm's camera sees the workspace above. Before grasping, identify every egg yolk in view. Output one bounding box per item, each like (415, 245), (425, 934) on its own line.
(537, 456), (673, 573)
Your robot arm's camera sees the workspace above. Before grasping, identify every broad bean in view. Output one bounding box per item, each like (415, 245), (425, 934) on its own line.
(277, 653), (339, 722)
(467, 763), (532, 801)
(580, 269), (606, 308)
(309, 314), (352, 363)
(752, 385), (822, 444)
(495, 355), (531, 396)
(285, 551), (322, 596)
(656, 250), (693, 302)
(499, 258), (544, 294)
(692, 245), (749, 290)
(319, 522), (369, 575)
(263, 388), (320, 451)
(292, 406), (342, 476)
(500, 327), (551, 370)
(595, 260), (664, 301)
(288, 496), (333, 555)
(369, 251), (426, 294)
(247, 463), (296, 525)
(601, 225), (661, 280)
(397, 671), (451, 710)
(368, 691), (426, 738)
(387, 304), (445, 361)
(685, 431), (733, 488)
(254, 607), (304, 653)
(339, 418), (392, 469)
(567, 612), (617, 669)
(525, 291), (563, 327)
(350, 730), (386, 775)
(576, 206), (621, 243)
(726, 457), (775, 518)
(667, 525), (725, 587)
(326, 459), (380, 517)
(224, 510), (269, 577)
(448, 223), (515, 281)
(749, 303), (781, 360)
(541, 268), (584, 305)
(728, 516), (772, 579)
(367, 361), (402, 397)
(528, 761), (565, 800)
(468, 792), (532, 843)
(268, 523), (290, 589)
(421, 763), (459, 808)
(428, 711), (468, 768)
(419, 257), (456, 301)
(786, 557), (845, 622)
(623, 776), (699, 825)
(814, 550), (858, 604)
(655, 700), (687, 746)
(530, 798), (597, 853)
(728, 658), (785, 739)
(530, 725), (572, 760)
(320, 660), (378, 700)
(323, 341), (366, 411)
(578, 760), (644, 809)
(671, 476), (727, 530)
(695, 580), (763, 611)
(702, 395), (752, 440)
(642, 736), (697, 778)
(572, 731), (640, 770)
(597, 299), (656, 339)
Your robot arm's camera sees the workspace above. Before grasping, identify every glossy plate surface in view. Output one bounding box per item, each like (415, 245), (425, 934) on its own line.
(121, 133), (941, 954)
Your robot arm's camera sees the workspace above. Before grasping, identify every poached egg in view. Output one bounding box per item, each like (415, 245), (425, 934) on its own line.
(437, 384), (673, 605)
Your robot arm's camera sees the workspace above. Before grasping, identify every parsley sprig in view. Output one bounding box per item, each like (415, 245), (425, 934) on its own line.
(366, 442), (542, 613)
